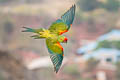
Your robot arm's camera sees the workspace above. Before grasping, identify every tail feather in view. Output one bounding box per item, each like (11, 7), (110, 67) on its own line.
(22, 27), (35, 32)
(22, 26), (46, 39)
(30, 35), (45, 39)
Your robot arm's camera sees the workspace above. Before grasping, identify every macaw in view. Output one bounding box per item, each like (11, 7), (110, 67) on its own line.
(22, 4), (76, 73)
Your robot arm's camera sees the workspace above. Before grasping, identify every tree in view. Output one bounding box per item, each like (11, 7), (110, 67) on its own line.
(116, 61), (120, 80)
(4, 20), (14, 35)
(0, 51), (27, 80)
(86, 58), (99, 72)
(0, 0), (14, 3)
(77, 0), (100, 11)
(95, 40), (120, 50)
(3, 20), (14, 45)
(63, 64), (80, 79)
(103, 0), (120, 12)
(87, 17), (97, 32)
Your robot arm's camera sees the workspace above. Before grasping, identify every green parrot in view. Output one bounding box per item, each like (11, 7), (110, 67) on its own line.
(22, 4), (76, 73)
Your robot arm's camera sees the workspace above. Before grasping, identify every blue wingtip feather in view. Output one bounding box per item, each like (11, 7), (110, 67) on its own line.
(61, 4), (76, 29)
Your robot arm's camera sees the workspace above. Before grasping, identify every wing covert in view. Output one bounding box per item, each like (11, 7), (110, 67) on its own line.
(49, 4), (76, 35)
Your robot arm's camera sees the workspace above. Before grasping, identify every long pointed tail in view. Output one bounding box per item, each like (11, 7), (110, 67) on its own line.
(22, 27), (46, 39)
(22, 27), (35, 32)
(30, 35), (45, 39)
(22, 26), (45, 33)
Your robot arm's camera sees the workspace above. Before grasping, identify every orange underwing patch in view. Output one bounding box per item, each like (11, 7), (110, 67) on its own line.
(59, 30), (68, 35)
(57, 42), (63, 51)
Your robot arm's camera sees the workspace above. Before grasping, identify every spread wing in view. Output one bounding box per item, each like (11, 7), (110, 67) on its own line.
(61, 4), (76, 29)
(46, 38), (64, 73)
(49, 4), (76, 35)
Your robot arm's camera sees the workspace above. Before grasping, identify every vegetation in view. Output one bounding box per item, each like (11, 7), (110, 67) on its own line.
(116, 61), (120, 80)
(0, 72), (4, 80)
(0, 15), (15, 45)
(96, 40), (120, 50)
(4, 20), (14, 35)
(86, 58), (99, 72)
(103, 0), (120, 12)
(77, 0), (120, 12)
(0, 0), (13, 3)
(77, 0), (100, 11)
(63, 64), (80, 77)
(0, 0), (43, 4)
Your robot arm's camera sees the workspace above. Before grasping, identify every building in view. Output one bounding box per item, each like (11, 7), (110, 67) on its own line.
(77, 29), (120, 63)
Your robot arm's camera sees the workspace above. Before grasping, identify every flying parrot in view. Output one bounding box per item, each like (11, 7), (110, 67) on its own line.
(22, 4), (76, 73)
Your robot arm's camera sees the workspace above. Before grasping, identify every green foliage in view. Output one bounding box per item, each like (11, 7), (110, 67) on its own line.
(86, 58), (99, 72)
(0, 72), (4, 80)
(77, 78), (93, 80)
(96, 40), (120, 50)
(103, 0), (120, 12)
(87, 17), (97, 32)
(77, 0), (119, 12)
(4, 20), (14, 35)
(0, 0), (43, 4)
(25, 0), (44, 3)
(77, 0), (100, 11)
(63, 64), (80, 77)
(116, 61), (120, 80)
(0, 0), (14, 3)
(0, 14), (15, 45)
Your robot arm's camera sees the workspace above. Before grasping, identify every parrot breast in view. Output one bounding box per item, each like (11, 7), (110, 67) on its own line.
(39, 30), (52, 38)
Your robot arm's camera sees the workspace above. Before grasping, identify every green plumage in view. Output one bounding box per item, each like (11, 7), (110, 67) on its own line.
(49, 20), (68, 34)
(22, 4), (76, 73)
(46, 38), (63, 55)
(46, 38), (63, 73)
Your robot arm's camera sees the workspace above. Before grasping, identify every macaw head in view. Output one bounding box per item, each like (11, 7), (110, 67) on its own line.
(58, 35), (68, 43)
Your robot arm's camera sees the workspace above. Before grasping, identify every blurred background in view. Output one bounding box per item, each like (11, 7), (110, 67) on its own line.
(0, 0), (120, 80)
